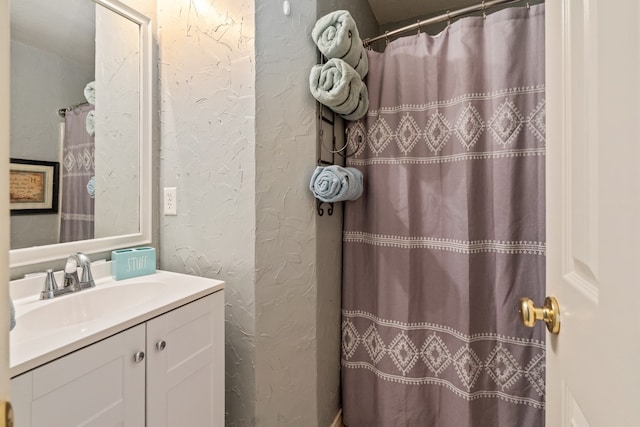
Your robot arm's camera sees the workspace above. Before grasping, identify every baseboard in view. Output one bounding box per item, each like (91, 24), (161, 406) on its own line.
(330, 409), (343, 427)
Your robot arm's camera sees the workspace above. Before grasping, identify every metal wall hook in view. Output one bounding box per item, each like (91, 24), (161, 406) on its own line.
(341, 128), (365, 158)
(316, 200), (334, 217)
(321, 133), (364, 158)
(327, 139), (349, 154)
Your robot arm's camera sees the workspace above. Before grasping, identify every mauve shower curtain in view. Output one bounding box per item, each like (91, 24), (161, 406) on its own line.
(342, 5), (545, 426)
(60, 104), (95, 242)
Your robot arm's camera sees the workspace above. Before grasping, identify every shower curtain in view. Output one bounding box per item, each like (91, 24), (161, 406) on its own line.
(342, 5), (545, 426)
(60, 104), (95, 242)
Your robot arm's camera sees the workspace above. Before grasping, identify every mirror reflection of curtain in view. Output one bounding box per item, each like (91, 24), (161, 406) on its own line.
(60, 104), (95, 243)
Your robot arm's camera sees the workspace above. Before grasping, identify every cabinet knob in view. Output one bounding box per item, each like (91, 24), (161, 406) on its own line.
(156, 340), (167, 351)
(133, 351), (145, 363)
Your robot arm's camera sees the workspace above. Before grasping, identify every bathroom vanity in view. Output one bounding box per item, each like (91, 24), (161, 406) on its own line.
(9, 266), (225, 426)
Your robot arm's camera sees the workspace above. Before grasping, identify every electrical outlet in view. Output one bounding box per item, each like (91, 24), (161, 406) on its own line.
(164, 187), (177, 215)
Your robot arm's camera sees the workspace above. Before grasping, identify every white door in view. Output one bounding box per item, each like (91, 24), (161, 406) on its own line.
(545, 0), (640, 425)
(0, 0), (12, 424)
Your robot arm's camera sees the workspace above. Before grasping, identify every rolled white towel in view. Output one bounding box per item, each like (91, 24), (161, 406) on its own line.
(86, 110), (95, 137)
(309, 165), (363, 203)
(312, 10), (368, 78)
(84, 81), (96, 105)
(309, 58), (369, 121)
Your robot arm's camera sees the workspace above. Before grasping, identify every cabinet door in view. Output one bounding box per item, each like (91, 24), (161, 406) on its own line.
(11, 324), (146, 427)
(146, 291), (224, 427)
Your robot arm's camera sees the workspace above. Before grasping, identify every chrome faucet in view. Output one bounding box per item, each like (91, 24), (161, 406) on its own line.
(65, 252), (95, 290)
(62, 257), (81, 292)
(40, 252), (95, 300)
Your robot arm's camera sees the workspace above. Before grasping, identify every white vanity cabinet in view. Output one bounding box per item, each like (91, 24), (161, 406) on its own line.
(11, 290), (224, 427)
(11, 324), (146, 426)
(146, 291), (224, 427)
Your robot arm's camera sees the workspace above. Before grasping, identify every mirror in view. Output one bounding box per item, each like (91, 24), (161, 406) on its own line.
(9, 0), (152, 268)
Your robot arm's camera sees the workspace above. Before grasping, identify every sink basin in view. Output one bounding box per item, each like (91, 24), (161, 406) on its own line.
(10, 268), (224, 377)
(14, 281), (171, 334)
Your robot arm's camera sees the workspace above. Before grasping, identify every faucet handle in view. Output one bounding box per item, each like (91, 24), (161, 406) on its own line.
(41, 269), (58, 300)
(75, 252), (95, 286)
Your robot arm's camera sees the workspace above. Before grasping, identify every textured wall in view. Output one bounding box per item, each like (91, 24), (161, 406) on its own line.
(318, 0), (380, 40)
(156, 1), (256, 425)
(254, 0), (319, 423)
(158, 0), (378, 424)
(255, 1), (378, 425)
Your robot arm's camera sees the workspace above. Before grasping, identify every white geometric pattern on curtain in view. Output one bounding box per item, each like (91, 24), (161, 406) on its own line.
(60, 104), (95, 243)
(342, 4), (545, 426)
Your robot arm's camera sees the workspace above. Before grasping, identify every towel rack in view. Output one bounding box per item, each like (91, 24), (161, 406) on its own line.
(314, 53), (364, 216)
(315, 104), (338, 216)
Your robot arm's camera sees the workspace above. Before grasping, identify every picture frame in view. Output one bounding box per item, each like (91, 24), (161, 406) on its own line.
(9, 158), (60, 215)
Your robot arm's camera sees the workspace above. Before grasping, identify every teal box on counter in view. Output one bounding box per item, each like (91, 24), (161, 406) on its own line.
(111, 247), (157, 280)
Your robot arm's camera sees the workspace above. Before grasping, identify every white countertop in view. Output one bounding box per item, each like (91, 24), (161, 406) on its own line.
(10, 265), (224, 377)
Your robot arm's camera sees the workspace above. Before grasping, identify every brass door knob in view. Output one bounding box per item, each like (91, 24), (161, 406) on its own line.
(519, 296), (561, 334)
(0, 401), (13, 427)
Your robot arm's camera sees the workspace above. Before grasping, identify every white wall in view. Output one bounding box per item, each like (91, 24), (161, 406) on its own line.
(9, 41), (93, 163)
(318, 0), (380, 40)
(157, 0), (256, 424)
(158, 0), (380, 424)
(253, 0), (319, 423)
(255, 1), (377, 425)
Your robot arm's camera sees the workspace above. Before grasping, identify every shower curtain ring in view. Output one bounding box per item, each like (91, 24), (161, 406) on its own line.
(482, 1), (487, 19)
(384, 30), (390, 45)
(416, 19), (422, 34)
(526, 1), (530, 9)
(446, 10), (451, 28)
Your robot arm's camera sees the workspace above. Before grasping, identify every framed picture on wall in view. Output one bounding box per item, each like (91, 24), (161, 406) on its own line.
(9, 158), (60, 215)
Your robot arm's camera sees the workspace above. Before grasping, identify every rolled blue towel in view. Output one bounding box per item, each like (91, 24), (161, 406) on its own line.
(9, 297), (15, 331)
(312, 10), (368, 78)
(309, 58), (369, 121)
(310, 165), (364, 203)
(87, 176), (96, 199)
(84, 81), (96, 105)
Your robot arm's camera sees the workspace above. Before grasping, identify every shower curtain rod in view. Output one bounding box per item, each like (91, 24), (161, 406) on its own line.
(363, 0), (523, 46)
(58, 101), (90, 118)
